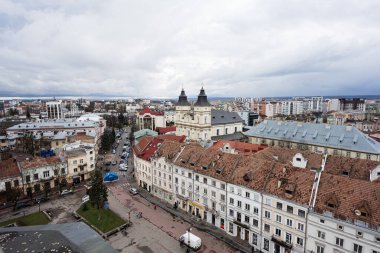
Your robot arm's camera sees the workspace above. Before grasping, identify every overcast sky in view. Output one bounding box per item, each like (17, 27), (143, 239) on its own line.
(1, 0), (380, 98)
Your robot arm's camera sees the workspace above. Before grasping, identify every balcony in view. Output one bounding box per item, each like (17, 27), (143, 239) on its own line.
(271, 236), (292, 250)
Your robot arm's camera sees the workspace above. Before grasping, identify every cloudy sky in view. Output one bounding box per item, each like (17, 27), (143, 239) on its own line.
(1, 0), (380, 98)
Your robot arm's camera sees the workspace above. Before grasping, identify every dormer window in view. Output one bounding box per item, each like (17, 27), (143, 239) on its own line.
(325, 193), (339, 209)
(296, 158), (301, 162)
(190, 163), (195, 166)
(243, 173), (251, 182)
(342, 171), (349, 176)
(202, 166), (208, 170)
(181, 160), (186, 164)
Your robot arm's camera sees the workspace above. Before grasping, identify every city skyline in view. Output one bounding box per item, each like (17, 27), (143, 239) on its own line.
(1, 1), (380, 97)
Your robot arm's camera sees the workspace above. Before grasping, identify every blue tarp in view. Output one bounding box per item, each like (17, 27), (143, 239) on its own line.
(40, 149), (55, 157)
(103, 172), (118, 182)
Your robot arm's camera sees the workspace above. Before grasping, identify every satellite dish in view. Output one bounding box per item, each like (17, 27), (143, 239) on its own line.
(354, 209), (362, 216)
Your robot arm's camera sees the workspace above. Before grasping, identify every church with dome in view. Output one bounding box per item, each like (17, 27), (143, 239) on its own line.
(175, 87), (244, 141)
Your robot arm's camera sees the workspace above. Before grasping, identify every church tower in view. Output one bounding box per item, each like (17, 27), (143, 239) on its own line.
(193, 87), (212, 140)
(175, 87), (212, 141)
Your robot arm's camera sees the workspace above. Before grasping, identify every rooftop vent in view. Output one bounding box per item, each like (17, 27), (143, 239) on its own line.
(283, 129), (288, 136)
(339, 133), (345, 143)
(353, 134), (358, 144)
(274, 128), (279, 134)
(325, 132), (331, 141)
(313, 130), (318, 139)
(302, 130), (307, 138)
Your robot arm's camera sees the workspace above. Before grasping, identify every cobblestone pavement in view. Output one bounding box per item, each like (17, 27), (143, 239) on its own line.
(107, 182), (239, 253)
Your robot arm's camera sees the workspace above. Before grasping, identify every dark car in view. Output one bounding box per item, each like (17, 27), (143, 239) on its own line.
(105, 167), (111, 172)
(105, 161), (111, 166)
(16, 202), (31, 209)
(33, 196), (49, 204)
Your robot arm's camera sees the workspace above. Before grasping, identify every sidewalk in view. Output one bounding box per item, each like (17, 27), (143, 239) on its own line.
(127, 179), (253, 253)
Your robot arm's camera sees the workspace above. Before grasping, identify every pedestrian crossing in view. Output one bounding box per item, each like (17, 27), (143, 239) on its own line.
(111, 182), (131, 190)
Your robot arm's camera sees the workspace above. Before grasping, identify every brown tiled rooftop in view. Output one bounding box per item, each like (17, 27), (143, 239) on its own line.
(20, 156), (64, 170)
(315, 173), (380, 227)
(324, 156), (380, 180)
(0, 159), (21, 179)
(210, 140), (267, 154)
(254, 147), (323, 170)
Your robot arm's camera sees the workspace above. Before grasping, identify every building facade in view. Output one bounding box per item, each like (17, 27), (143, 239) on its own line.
(175, 88), (244, 141)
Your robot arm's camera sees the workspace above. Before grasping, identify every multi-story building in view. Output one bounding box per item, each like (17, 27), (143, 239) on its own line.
(175, 88), (244, 141)
(236, 111), (259, 126)
(133, 135), (185, 193)
(0, 159), (22, 202)
(306, 173), (380, 253)
(19, 156), (67, 194)
(137, 107), (165, 130)
(46, 100), (64, 119)
(64, 143), (95, 184)
(134, 140), (380, 253)
(245, 120), (380, 161)
(280, 101), (304, 115)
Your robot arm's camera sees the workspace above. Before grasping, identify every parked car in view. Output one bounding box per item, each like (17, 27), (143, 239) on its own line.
(119, 164), (128, 171)
(111, 161), (117, 165)
(112, 149), (116, 154)
(129, 188), (138, 195)
(16, 201), (31, 209)
(60, 189), (73, 196)
(104, 161), (111, 166)
(33, 196), (49, 204)
(105, 167), (111, 172)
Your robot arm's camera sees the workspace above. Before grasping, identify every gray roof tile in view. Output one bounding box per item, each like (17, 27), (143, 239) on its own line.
(244, 120), (380, 154)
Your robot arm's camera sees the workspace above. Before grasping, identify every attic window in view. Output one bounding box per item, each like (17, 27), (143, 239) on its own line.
(190, 163), (195, 166)
(181, 160), (186, 164)
(342, 171), (349, 176)
(221, 116), (224, 118)
(284, 184), (296, 198)
(325, 194), (339, 209)
(202, 166), (208, 170)
(296, 158), (301, 162)
(243, 173), (251, 182)
(216, 169), (222, 174)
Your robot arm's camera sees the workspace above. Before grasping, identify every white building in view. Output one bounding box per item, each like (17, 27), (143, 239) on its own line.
(175, 88), (244, 141)
(46, 100), (64, 119)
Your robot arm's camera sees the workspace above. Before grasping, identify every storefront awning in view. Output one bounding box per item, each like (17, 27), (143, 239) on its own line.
(189, 201), (204, 210)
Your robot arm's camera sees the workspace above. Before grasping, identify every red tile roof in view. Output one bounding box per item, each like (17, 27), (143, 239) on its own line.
(19, 156), (63, 170)
(324, 156), (380, 181)
(315, 173), (380, 228)
(0, 159), (21, 179)
(133, 135), (185, 161)
(156, 126), (176, 134)
(139, 107), (164, 116)
(210, 140), (267, 154)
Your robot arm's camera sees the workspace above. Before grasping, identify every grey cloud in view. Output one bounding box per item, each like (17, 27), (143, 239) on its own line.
(0, 0), (380, 98)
